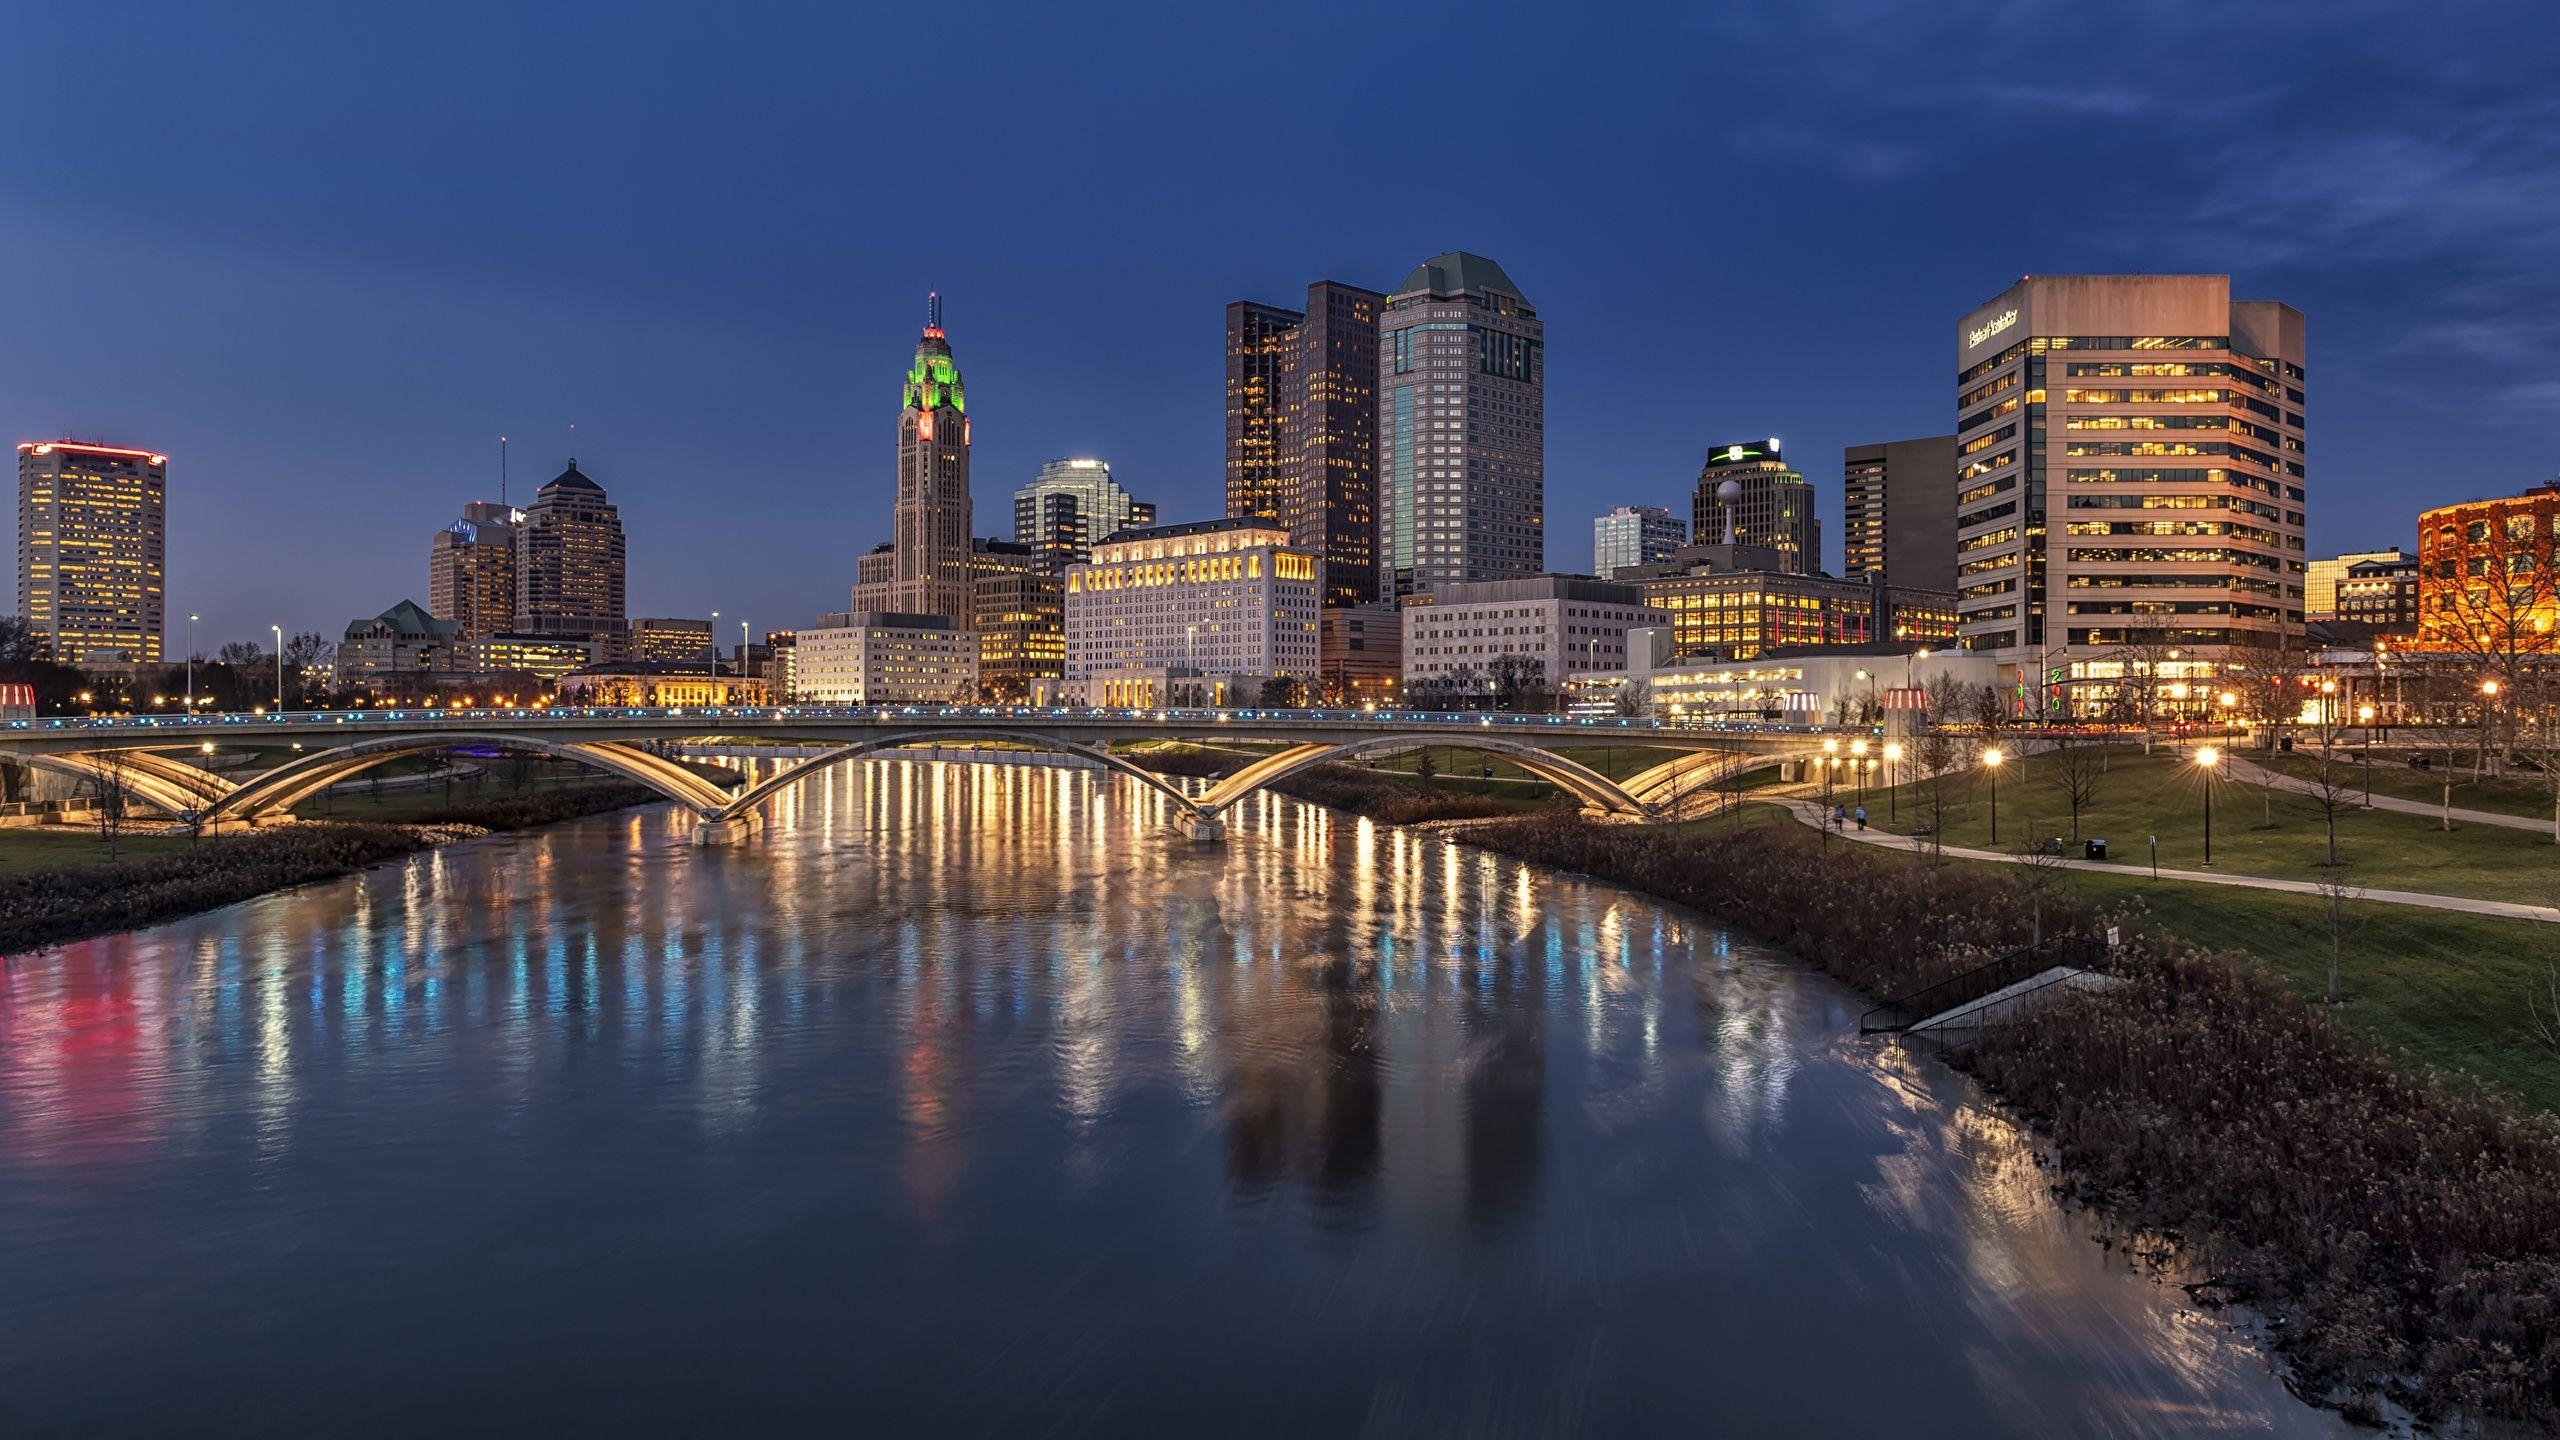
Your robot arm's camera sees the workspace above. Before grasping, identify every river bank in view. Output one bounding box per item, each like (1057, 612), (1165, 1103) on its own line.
(0, 782), (665, 956)
(1441, 811), (2560, 1429)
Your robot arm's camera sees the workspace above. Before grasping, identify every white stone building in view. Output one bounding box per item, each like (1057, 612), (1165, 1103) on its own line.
(1064, 518), (1321, 684)
(795, 611), (978, 704)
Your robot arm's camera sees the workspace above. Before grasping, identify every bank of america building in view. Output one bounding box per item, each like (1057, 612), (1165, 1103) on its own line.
(1951, 274), (2305, 656)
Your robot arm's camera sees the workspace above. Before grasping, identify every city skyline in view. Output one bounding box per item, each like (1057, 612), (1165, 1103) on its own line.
(4, 5), (2556, 648)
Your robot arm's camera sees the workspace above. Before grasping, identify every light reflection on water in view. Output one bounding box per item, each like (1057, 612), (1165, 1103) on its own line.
(0, 760), (2342, 1437)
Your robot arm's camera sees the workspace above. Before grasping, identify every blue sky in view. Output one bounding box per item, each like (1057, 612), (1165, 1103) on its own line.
(4, 0), (2555, 646)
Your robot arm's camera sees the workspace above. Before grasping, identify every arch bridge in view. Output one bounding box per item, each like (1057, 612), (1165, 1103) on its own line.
(0, 706), (1843, 844)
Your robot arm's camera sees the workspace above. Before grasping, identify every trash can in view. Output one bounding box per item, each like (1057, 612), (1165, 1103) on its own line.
(2085, 838), (2108, 862)
(2279, 736), (2294, 752)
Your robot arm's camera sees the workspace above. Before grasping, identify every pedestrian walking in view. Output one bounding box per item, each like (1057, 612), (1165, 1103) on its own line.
(1854, 804), (1867, 831)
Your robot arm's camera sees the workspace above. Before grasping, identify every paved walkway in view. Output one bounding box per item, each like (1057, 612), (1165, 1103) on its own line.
(1776, 798), (2560, 922)
(2222, 754), (2554, 836)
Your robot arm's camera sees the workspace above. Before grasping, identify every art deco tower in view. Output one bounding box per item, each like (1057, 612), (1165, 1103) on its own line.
(864, 293), (976, 623)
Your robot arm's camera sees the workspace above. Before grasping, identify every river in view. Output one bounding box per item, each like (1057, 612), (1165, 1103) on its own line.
(0, 760), (2343, 1436)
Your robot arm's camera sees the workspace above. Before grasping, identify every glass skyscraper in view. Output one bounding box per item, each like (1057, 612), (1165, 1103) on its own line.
(1376, 252), (1543, 598)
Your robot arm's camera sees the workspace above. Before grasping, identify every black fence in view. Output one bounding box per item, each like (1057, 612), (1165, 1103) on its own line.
(1859, 935), (2108, 1035)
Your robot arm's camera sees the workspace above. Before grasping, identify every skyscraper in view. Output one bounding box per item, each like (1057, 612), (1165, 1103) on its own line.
(856, 294), (974, 623)
(1691, 439), (1819, 576)
(1952, 274), (2305, 652)
(513, 459), (626, 643)
(1012, 458), (1152, 574)
(1225, 283), (1384, 607)
(1290, 281), (1383, 607)
(970, 536), (1064, 701)
(14, 440), (166, 665)
(1593, 505), (1685, 578)
(1377, 252), (1543, 597)
(1225, 301), (1302, 526)
(429, 500), (520, 643)
(1841, 435), (1958, 592)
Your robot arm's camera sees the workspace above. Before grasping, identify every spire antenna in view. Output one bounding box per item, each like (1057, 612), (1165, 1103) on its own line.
(928, 290), (942, 331)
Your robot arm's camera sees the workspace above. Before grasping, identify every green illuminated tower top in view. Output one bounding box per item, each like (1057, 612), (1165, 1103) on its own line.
(902, 291), (966, 414)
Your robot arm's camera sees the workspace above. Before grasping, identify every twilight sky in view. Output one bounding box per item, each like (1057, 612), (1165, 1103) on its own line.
(4, 0), (2555, 648)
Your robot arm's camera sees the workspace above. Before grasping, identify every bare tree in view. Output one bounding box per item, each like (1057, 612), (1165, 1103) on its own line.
(2016, 840), (2074, 947)
(1613, 676), (1651, 718)
(2296, 709), (2365, 868)
(2042, 728), (2108, 841)
(2315, 862), (2368, 1005)
(2109, 630), (2179, 754)
(80, 749), (136, 861)
(2424, 506), (2560, 779)
(1913, 729), (1959, 865)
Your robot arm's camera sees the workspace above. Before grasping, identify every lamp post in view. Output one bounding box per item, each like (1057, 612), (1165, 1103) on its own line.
(1883, 741), (1903, 825)
(2481, 677), (2502, 780)
(186, 613), (199, 710)
(270, 624), (284, 711)
(741, 619), (751, 694)
(1982, 746), (2004, 845)
(1820, 737), (1839, 842)
(710, 612), (721, 680)
(2357, 704), (2375, 807)
(1851, 738), (1868, 808)
(2196, 745), (2220, 867)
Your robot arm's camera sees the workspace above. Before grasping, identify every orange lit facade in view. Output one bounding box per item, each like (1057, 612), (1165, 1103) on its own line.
(2417, 485), (2560, 648)
(16, 440), (166, 666)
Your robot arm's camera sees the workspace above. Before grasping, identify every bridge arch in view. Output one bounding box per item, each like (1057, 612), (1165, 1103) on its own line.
(708, 729), (1207, 822)
(1195, 734), (1652, 819)
(186, 732), (736, 828)
(23, 749), (232, 817)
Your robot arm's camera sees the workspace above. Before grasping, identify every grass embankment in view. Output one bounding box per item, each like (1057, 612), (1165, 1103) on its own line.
(1874, 743), (2560, 905)
(2252, 745), (2558, 822)
(1454, 812), (2560, 1427)
(0, 776), (676, 953)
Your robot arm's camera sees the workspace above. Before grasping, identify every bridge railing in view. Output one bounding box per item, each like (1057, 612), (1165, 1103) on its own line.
(1859, 935), (2107, 1036)
(2, 703), (1871, 742)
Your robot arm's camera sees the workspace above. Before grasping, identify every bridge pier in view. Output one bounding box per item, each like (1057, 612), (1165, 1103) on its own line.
(692, 811), (766, 846)
(1174, 810), (1223, 844)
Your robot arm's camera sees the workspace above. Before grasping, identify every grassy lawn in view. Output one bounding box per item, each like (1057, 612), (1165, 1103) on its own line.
(2252, 745), (2558, 822)
(1864, 744), (2560, 906)
(0, 826), (205, 875)
(1745, 801), (2560, 1113)
(290, 764), (635, 824)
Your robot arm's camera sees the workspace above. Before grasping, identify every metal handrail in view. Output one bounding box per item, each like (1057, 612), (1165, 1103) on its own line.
(1859, 935), (2101, 1034)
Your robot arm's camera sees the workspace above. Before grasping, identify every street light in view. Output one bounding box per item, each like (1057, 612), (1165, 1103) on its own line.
(1851, 737), (1868, 809)
(186, 613), (199, 709)
(710, 612), (722, 680)
(2196, 745), (2220, 866)
(1982, 745), (2005, 845)
(1820, 737), (1839, 840)
(1883, 741), (1903, 824)
(2357, 704), (2376, 806)
(270, 624), (284, 711)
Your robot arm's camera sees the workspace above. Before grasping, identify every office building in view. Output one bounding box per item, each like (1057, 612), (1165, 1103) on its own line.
(1064, 518), (1321, 682)
(2306, 548), (2408, 621)
(334, 599), (464, 683)
(2334, 554), (2420, 636)
(1842, 435), (1958, 591)
(473, 632), (599, 681)
(971, 537), (1065, 701)
(762, 629), (798, 701)
(1378, 252), (1544, 596)
(1400, 575), (1664, 689)
(513, 459), (626, 645)
(1224, 283), (1384, 607)
(429, 501), (520, 643)
(1594, 505), (1686, 578)
(554, 662), (772, 707)
(795, 612), (978, 704)
(626, 617), (716, 667)
(853, 294), (974, 623)
(2417, 485), (2560, 645)
(1952, 274), (2307, 653)
(1225, 301), (1303, 526)
(1318, 604), (1402, 704)
(1692, 439), (1819, 576)
(1013, 458), (1153, 574)
(14, 440), (167, 665)
(1626, 550), (1959, 662)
